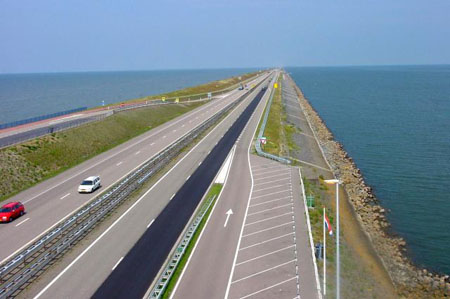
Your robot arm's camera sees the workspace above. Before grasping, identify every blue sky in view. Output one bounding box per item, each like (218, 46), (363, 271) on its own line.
(1, 0), (449, 73)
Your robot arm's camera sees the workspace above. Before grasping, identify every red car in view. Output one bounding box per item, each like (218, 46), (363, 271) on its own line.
(0, 202), (25, 223)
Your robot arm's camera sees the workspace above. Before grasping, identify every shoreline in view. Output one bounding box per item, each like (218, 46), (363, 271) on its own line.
(287, 74), (450, 297)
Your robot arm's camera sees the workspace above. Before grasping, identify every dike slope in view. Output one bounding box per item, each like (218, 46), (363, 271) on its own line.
(286, 74), (449, 298)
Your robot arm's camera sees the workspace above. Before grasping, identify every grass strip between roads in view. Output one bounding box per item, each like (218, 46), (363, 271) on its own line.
(0, 71), (260, 203)
(161, 183), (223, 299)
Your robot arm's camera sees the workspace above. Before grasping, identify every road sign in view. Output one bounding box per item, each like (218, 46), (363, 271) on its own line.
(162, 96), (166, 102)
(175, 97), (179, 103)
(207, 92), (212, 100)
(307, 194), (315, 208)
(260, 137), (267, 145)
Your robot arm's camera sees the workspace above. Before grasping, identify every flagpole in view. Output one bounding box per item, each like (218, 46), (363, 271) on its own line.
(323, 207), (326, 296)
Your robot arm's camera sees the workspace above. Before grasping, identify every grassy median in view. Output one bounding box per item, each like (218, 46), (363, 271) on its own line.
(161, 183), (223, 298)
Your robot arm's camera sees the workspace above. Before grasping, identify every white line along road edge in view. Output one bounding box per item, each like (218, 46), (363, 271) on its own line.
(33, 77), (266, 299)
(170, 82), (266, 299)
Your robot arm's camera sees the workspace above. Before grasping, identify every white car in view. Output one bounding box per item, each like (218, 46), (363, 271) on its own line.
(78, 176), (101, 193)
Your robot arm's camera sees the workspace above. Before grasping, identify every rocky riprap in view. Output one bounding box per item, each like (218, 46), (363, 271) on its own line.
(287, 74), (449, 298)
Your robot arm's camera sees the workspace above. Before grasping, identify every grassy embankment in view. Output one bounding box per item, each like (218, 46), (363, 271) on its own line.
(161, 183), (223, 298)
(257, 73), (394, 297)
(0, 72), (259, 203)
(104, 71), (260, 107)
(256, 76), (299, 158)
(304, 177), (396, 298)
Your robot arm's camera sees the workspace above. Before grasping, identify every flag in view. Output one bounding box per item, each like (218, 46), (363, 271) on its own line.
(324, 213), (333, 236)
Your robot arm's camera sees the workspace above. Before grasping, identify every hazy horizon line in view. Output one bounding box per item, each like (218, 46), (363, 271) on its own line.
(1, 63), (449, 75)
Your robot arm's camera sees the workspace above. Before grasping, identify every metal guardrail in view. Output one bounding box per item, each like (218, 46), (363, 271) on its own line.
(0, 75), (267, 298)
(112, 73), (265, 113)
(0, 73), (265, 149)
(255, 73), (291, 164)
(148, 194), (217, 298)
(0, 112), (113, 149)
(0, 107), (87, 130)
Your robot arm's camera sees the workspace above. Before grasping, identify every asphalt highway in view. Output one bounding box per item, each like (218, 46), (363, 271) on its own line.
(93, 86), (267, 299)
(25, 75), (273, 298)
(172, 72), (320, 299)
(0, 74), (268, 264)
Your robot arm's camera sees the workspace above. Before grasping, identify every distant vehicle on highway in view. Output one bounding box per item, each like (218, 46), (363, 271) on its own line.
(78, 176), (101, 193)
(238, 84), (244, 90)
(0, 202), (25, 223)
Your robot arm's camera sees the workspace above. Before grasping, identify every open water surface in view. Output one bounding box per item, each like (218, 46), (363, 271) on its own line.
(288, 65), (450, 274)
(0, 68), (257, 124)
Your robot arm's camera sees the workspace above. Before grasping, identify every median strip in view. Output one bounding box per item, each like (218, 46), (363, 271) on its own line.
(0, 77), (268, 298)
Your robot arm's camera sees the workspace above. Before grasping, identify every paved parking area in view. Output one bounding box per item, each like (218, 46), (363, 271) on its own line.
(280, 75), (331, 179)
(227, 155), (319, 299)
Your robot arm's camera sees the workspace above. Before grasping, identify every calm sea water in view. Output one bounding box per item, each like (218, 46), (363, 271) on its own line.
(288, 65), (450, 274)
(0, 68), (257, 124)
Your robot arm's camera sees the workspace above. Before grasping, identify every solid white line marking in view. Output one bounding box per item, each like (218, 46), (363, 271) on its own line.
(135, 151), (141, 155)
(245, 212), (293, 226)
(21, 98), (220, 207)
(252, 184), (287, 192)
(252, 190), (291, 199)
(223, 75), (273, 299)
(239, 277), (296, 299)
(233, 259), (295, 283)
(116, 162), (123, 166)
(251, 163), (280, 170)
(239, 232), (294, 251)
(60, 193), (70, 200)
(250, 196), (292, 207)
(247, 203), (292, 216)
(147, 219), (155, 228)
(198, 161), (202, 166)
(242, 221), (294, 237)
(16, 88), (250, 289)
(237, 245), (295, 266)
(254, 177), (291, 187)
(15, 218), (30, 227)
(33, 85), (253, 299)
(252, 166), (286, 174)
(186, 175), (191, 181)
(253, 173), (290, 181)
(252, 169), (290, 178)
(112, 257), (124, 270)
(170, 193), (176, 200)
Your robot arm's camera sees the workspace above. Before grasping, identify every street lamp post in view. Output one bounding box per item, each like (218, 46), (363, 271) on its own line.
(324, 179), (341, 299)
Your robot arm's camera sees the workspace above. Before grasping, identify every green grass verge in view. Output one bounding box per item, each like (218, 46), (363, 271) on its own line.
(161, 183), (223, 298)
(261, 78), (282, 156)
(303, 177), (386, 298)
(105, 71), (262, 107)
(0, 70), (263, 203)
(0, 102), (204, 202)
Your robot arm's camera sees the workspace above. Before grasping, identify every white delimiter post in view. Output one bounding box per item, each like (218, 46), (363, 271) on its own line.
(336, 182), (340, 299)
(323, 207), (326, 296)
(324, 179), (340, 299)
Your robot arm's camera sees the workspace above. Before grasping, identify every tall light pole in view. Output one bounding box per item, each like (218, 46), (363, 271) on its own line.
(324, 179), (341, 299)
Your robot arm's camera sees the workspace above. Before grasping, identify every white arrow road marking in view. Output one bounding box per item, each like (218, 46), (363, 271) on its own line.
(224, 209), (233, 227)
